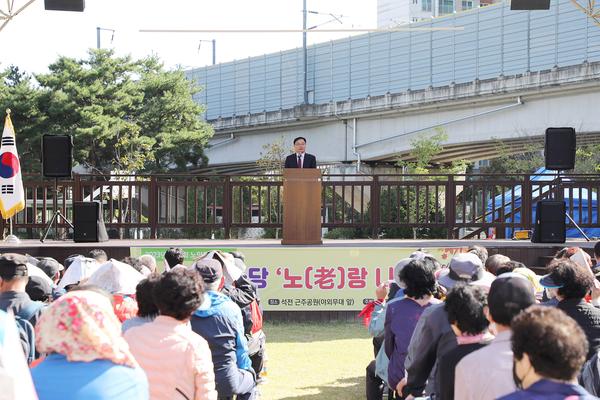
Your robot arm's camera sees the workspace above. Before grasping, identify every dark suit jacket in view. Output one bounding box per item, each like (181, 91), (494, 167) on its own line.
(284, 153), (317, 168)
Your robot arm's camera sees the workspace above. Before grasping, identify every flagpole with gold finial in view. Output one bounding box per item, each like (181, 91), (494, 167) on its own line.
(4, 108), (20, 245)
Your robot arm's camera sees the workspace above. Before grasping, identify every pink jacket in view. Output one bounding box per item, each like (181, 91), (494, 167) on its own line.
(124, 316), (217, 400)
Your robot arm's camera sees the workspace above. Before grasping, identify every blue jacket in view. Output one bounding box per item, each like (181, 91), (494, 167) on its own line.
(32, 354), (148, 400)
(191, 291), (253, 392)
(498, 379), (597, 400)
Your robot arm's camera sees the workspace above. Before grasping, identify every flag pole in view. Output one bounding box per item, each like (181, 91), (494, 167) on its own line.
(4, 218), (19, 244)
(2, 109), (21, 245)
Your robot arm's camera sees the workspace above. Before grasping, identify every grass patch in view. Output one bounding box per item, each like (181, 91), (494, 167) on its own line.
(259, 321), (372, 400)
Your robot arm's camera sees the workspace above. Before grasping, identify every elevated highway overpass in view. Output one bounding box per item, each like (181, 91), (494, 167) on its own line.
(185, 0), (600, 172)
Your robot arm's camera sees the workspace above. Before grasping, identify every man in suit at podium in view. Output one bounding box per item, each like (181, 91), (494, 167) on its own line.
(284, 137), (317, 168)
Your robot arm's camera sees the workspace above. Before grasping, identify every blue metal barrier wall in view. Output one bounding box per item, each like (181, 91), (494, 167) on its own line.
(187, 0), (600, 120)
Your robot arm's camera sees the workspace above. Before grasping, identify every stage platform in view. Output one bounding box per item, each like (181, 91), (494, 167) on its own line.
(0, 238), (594, 271)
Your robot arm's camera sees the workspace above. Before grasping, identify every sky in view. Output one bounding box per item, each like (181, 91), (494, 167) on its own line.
(0, 0), (377, 74)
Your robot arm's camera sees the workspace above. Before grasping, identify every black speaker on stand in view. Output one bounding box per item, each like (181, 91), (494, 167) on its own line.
(40, 135), (74, 243)
(531, 200), (566, 243)
(73, 202), (108, 242)
(531, 128), (590, 242)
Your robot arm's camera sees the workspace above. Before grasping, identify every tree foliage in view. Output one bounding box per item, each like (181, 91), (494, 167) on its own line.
(256, 136), (290, 175)
(0, 49), (213, 174)
(396, 128), (468, 175)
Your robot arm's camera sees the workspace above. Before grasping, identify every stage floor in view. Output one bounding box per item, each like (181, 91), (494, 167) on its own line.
(1, 238), (595, 249)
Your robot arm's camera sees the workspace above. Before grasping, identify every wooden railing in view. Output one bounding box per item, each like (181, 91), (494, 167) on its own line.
(8, 173), (600, 240)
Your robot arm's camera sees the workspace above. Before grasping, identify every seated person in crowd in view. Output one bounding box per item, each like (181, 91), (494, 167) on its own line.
(455, 274), (536, 400)
(89, 249), (108, 265)
(0, 309), (37, 400)
(467, 245), (488, 266)
(403, 252), (494, 398)
(138, 255), (157, 275)
(122, 274), (160, 333)
(190, 259), (257, 400)
(541, 258), (600, 359)
(0, 254), (45, 327)
(31, 290), (148, 400)
(227, 251), (266, 379)
(125, 269), (217, 400)
(499, 306), (596, 399)
(485, 254), (511, 276)
(363, 258), (409, 400)
(164, 248), (186, 271)
(385, 259), (441, 396)
(438, 284), (494, 400)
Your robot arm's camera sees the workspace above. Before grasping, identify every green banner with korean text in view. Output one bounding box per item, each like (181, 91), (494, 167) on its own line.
(130, 246), (466, 311)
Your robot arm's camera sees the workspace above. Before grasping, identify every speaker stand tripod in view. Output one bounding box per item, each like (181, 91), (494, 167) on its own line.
(40, 178), (74, 243)
(555, 170), (590, 242)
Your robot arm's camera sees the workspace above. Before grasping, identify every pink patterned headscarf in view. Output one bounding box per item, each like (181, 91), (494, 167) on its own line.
(35, 290), (138, 368)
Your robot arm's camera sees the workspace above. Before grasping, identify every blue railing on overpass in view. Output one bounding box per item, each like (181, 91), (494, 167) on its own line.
(186, 0), (600, 121)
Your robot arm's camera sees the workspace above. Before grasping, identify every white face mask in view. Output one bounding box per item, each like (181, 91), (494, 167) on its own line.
(544, 287), (558, 299)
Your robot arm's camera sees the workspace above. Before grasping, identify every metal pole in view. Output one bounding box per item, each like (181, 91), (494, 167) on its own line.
(96, 26), (101, 49)
(212, 39), (216, 65)
(303, 0), (308, 104)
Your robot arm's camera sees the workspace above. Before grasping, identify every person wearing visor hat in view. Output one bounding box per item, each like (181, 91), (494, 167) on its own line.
(540, 258), (600, 360)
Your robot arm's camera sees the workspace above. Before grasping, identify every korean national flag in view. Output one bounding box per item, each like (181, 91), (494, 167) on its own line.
(0, 110), (24, 219)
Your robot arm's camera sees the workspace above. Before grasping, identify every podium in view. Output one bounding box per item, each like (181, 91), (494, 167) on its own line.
(282, 169), (322, 245)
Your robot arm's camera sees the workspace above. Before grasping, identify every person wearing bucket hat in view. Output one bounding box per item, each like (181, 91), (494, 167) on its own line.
(438, 253), (495, 291)
(190, 258), (257, 400)
(540, 258), (600, 360)
(454, 275), (536, 400)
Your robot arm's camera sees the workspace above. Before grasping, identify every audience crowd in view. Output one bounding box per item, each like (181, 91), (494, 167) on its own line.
(0, 247), (264, 400)
(362, 242), (600, 400)
(2, 241), (600, 399)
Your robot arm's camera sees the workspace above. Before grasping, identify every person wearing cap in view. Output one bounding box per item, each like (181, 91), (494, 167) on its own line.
(37, 257), (67, 300)
(190, 258), (257, 400)
(0, 253), (45, 328)
(385, 259), (442, 396)
(37, 258), (64, 284)
(227, 251), (267, 381)
(540, 258), (600, 359)
(402, 252), (495, 398)
(454, 274), (536, 400)
(25, 276), (53, 303)
(499, 306), (596, 400)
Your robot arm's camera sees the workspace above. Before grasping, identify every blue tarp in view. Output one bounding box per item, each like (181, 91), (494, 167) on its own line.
(486, 168), (600, 239)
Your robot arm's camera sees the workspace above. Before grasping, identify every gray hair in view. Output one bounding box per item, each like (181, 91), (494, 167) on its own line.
(139, 254), (157, 273)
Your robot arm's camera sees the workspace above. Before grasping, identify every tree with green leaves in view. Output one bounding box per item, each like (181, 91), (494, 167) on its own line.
(1, 49), (213, 174)
(0, 66), (45, 174)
